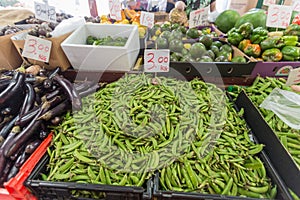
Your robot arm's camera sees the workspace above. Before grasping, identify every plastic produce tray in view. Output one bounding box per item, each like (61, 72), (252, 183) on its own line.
(25, 154), (152, 200)
(0, 133), (53, 200)
(153, 97), (292, 200)
(235, 91), (300, 197)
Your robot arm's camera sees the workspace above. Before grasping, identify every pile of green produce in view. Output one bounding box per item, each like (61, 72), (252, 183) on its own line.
(149, 22), (218, 41)
(228, 77), (300, 168)
(44, 74), (276, 199)
(227, 23), (300, 62)
(86, 35), (128, 46)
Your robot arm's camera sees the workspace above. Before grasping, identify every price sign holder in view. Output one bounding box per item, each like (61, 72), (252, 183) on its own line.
(286, 67), (300, 86)
(140, 11), (155, 28)
(109, 0), (122, 21)
(293, 0), (300, 12)
(22, 35), (52, 63)
(88, 0), (98, 18)
(189, 6), (210, 28)
(34, 1), (56, 23)
(144, 49), (170, 73)
(266, 4), (293, 28)
(263, 0), (276, 6)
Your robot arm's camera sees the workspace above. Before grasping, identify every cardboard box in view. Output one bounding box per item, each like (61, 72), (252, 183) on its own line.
(154, 12), (169, 23)
(61, 24), (140, 72)
(11, 32), (71, 71)
(0, 33), (23, 70)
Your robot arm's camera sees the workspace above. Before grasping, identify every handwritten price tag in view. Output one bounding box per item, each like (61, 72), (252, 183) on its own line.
(140, 11), (154, 28)
(88, 0), (98, 17)
(109, 0), (122, 21)
(266, 5), (293, 28)
(293, 0), (300, 12)
(144, 50), (170, 72)
(22, 35), (52, 63)
(263, 0), (276, 6)
(34, 1), (56, 23)
(286, 67), (300, 86)
(189, 6), (210, 28)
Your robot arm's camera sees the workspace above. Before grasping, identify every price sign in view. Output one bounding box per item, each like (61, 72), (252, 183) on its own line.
(109, 0), (122, 21)
(22, 35), (52, 63)
(286, 67), (300, 86)
(189, 6), (210, 28)
(293, 0), (300, 12)
(263, 0), (276, 6)
(266, 5), (293, 28)
(140, 11), (155, 28)
(34, 1), (56, 23)
(88, 0), (98, 17)
(144, 50), (170, 72)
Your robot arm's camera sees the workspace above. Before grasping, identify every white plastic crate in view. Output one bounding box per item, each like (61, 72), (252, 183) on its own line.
(61, 24), (140, 71)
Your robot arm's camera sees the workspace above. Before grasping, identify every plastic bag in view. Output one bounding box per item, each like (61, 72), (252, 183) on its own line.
(260, 88), (300, 130)
(50, 16), (85, 37)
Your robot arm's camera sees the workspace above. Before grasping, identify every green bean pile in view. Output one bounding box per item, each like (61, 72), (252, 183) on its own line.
(44, 74), (276, 199)
(229, 77), (300, 168)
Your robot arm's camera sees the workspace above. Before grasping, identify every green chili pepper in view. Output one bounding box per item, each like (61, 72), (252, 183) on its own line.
(262, 48), (283, 62)
(281, 46), (300, 61)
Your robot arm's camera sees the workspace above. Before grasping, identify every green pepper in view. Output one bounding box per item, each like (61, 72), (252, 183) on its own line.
(282, 36), (299, 46)
(237, 22), (254, 38)
(238, 39), (251, 51)
(231, 56), (247, 63)
(281, 46), (300, 61)
(262, 48), (283, 62)
(244, 44), (261, 58)
(284, 24), (300, 36)
(228, 32), (244, 46)
(260, 36), (285, 51)
(250, 27), (268, 44)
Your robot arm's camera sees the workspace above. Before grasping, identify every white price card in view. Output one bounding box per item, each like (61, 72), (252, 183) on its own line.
(109, 0), (122, 21)
(140, 11), (155, 28)
(22, 35), (52, 63)
(266, 5), (293, 28)
(189, 6), (210, 28)
(263, 0), (276, 6)
(34, 1), (56, 23)
(144, 49), (170, 72)
(286, 67), (300, 86)
(293, 0), (300, 12)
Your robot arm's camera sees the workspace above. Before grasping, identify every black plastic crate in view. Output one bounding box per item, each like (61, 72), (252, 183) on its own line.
(152, 96), (292, 200)
(25, 154), (152, 200)
(235, 91), (300, 197)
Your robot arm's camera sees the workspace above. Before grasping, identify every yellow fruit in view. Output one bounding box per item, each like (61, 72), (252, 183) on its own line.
(131, 21), (140, 26)
(138, 27), (146, 38)
(122, 19), (130, 24)
(151, 36), (157, 41)
(184, 43), (191, 50)
(155, 29), (161, 36)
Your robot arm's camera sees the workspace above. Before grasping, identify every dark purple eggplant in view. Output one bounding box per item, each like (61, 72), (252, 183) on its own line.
(0, 79), (10, 92)
(1, 126), (21, 156)
(19, 83), (36, 116)
(10, 144), (24, 161)
(7, 165), (19, 182)
(48, 67), (61, 79)
(43, 78), (53, 89)
(0, 150), (7, 179)
(15, 151), (29, 168)
(0, 156), (12, 186)
(15, 107), (40, 127)
(0, 72), (25, 107)
(51, 116), (62, 126)
(4, 96), (63, 157)
(0, 117), (18, 147)
(24, 139), (41, 154)
(53, 75), (82, 110)
(37, 99), (70, 121)
(41, 88), (63, 102)
(79, 83), (101, 97)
